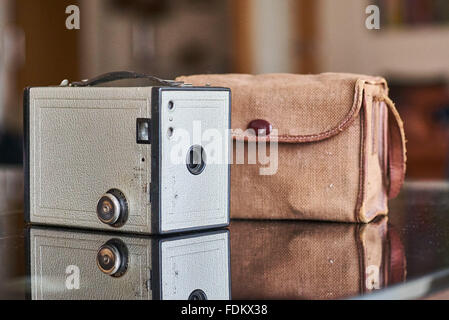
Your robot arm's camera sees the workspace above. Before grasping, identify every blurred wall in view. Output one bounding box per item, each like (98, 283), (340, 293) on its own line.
(79, 0), (232, 79)
(249, 0), (296, 73)
(15, 0), (81, 132)
(316, 0), (449, 77)
(0, 0), (22, 134)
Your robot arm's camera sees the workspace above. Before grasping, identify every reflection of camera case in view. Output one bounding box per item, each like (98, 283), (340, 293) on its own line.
(230, 217), (406, 299)
(24, 72), (231, 234)
(26, 227), (230, 300)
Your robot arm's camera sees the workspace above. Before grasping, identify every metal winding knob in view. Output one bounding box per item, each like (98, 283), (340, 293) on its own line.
(96, 189), (128, 227)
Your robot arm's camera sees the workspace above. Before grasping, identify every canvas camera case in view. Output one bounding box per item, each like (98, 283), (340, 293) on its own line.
(176, 73), (407, 223)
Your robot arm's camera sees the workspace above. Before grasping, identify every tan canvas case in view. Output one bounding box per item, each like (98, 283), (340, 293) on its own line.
(176, 73), (406, 223)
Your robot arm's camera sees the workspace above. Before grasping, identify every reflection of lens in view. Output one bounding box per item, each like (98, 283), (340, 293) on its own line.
(96, 239), (128, 277)
(186, 145), (206, 175)
(97, 245), (119, 274)
(188, 289), (208, 300)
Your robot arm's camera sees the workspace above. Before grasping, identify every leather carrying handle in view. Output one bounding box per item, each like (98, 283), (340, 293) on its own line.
(70, 71), (184, 87)
(378, 95), (407, 199)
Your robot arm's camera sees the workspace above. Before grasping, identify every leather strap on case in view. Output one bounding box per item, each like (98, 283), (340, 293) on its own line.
(70, 71), (184, 87)
(377, 95), (407, 199)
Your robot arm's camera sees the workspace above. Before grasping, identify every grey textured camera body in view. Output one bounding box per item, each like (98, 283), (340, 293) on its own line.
(24, 76), (230, 234)
(27, 227), (230, 300)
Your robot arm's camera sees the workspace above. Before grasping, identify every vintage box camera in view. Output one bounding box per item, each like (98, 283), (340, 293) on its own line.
(24, 72), (231, 234)
(26, 227), (230, 300)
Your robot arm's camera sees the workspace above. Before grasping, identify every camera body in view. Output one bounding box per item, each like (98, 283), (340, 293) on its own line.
(27, 227), (230, 300)
(24, 82), (230, 234)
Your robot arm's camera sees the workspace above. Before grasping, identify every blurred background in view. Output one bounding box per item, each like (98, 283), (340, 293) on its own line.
(0, 0), (449, 179)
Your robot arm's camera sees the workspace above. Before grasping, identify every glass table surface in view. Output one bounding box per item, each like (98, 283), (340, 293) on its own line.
(1, 166), (449, 300)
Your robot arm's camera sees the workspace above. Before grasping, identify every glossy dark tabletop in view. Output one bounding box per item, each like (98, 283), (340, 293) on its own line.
(1, 165), (449, 300)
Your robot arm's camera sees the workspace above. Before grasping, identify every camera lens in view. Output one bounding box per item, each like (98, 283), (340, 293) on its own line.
(97, 189), (128, 227)
(188, 289), (208, 300)
(186, 145), (206, 175)
(97, 196), (117, 223)
(96, 239), (128, 277)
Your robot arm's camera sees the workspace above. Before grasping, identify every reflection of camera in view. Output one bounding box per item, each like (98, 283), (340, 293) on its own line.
(27, 227), (230, 300)
(24, 73), (231, 234)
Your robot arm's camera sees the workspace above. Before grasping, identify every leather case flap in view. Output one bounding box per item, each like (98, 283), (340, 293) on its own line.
(176, 73), (387, 143)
